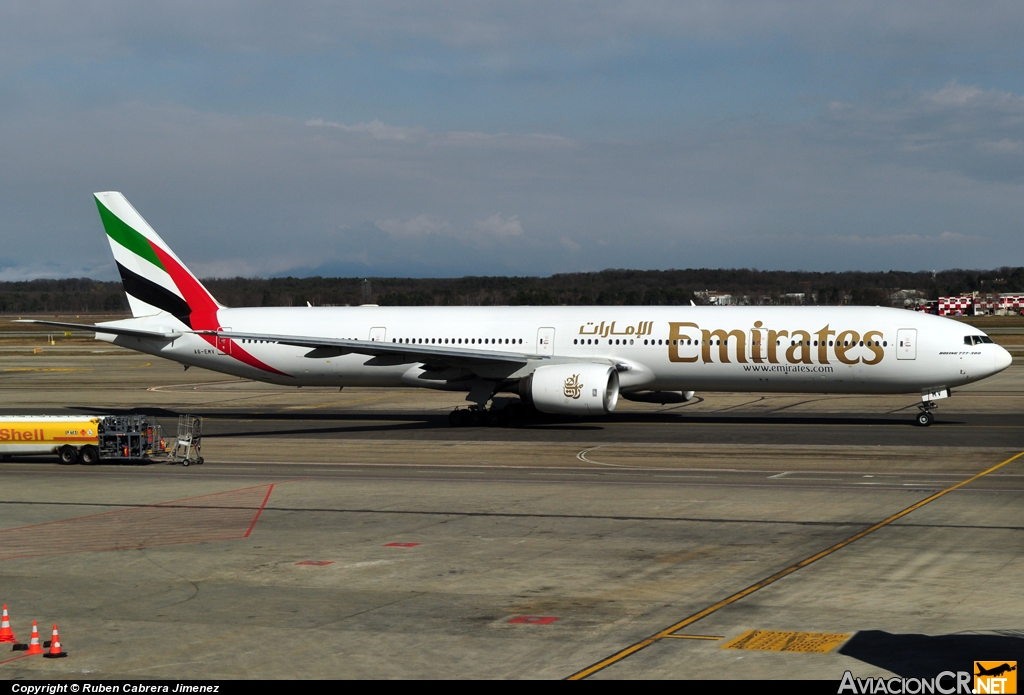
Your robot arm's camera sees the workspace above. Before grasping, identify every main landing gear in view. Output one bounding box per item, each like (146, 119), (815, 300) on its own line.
(449, 401), (531, 428)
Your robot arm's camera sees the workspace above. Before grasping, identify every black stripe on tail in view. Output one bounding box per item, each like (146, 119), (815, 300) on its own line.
(116, 261), (193, 327)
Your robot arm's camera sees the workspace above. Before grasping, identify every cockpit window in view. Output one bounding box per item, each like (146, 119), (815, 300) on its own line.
(980, 335), (994, 343)
(965, 336), (973, 345)
(965, 335), (995, 345)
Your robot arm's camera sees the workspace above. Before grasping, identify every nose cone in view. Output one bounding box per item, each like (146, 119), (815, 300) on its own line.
(994, 345), (1013, 373)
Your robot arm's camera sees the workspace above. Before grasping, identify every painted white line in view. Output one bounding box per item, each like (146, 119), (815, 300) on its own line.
(576, 447), (626, 468)
(767, 472), (791, 479)
(785, 478), (845, 482)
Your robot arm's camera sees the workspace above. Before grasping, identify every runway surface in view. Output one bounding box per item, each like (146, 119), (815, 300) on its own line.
(1, 347), (1022, 678)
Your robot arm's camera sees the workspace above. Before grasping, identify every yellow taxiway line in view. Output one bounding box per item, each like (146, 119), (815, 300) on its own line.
(566, 449), (1024, 680)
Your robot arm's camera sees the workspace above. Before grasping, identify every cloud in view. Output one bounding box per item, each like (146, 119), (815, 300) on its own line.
(474, 213), (523, 238)
(2, 82), (1024, 279)
(821, 81), (1024, 182)
(5, 2), (1024, 59)
(375, 212), (523, 241)
(375, 214), (451, 236)
(822, 231), (975, 246)
(924, 82), (988, 107)
(0, 259), (114, 281)
(981, 139), (1024, 154)
(307, 118), (575, 150)
(307, 119), (426, 142)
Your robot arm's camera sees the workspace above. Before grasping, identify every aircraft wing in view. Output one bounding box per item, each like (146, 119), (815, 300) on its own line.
(192, 329), (547, 366)
(14, 319), (182, 340)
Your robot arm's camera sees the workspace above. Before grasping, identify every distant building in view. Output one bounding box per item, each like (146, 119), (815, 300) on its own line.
(698, 290), (733, 306)
(890, 289), (927, 307)
(973, 293), (1024, 316)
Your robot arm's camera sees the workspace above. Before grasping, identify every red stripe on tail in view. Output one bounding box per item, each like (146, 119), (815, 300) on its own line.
(147, 241), (291, 378)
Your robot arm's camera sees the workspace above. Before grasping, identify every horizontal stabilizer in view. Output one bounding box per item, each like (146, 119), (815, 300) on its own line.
(14, 320), (181, 341)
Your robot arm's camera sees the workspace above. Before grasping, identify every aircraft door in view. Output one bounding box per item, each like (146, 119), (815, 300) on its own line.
(896, 328), (917, 360)
(537, 327), (555, 356)
(369, 327), (387, 342)
(216, 327), (232, 355)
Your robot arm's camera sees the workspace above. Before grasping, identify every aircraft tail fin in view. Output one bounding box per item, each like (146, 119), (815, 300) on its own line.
(94, 192), (222, 327)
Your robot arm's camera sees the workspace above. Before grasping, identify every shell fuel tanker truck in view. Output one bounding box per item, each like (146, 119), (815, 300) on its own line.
(0, 415), (202, 465)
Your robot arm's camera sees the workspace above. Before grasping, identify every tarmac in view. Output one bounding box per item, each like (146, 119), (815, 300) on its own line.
(1, 339), (1022, 679)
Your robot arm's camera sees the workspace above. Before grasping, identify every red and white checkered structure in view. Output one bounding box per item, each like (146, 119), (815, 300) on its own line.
(972, 294), (1024, 315)
(938, 296), (973, 316)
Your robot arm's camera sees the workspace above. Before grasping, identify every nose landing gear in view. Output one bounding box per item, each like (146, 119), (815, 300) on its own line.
(915, 404), (935, 427)
(914, 387), (949, 427)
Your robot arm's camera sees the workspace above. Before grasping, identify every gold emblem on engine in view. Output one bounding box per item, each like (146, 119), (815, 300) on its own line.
(563, 373), (583, 399)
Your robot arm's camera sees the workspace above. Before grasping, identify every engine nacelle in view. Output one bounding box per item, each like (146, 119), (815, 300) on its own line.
(524, 363), (620, 415)
(620, 390), (696, 404)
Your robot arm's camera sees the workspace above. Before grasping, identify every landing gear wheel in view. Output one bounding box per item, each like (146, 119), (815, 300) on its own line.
(468, 410), (483, 427)
(58, 446), (79, 465)
(79, 446), (99, 465)
(449, 410), (467, 427)
(486, 410), (505, 427)
(916, 411), (934, 427)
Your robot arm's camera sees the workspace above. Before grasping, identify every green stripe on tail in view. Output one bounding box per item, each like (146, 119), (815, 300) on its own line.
(95, 197), (165, 271)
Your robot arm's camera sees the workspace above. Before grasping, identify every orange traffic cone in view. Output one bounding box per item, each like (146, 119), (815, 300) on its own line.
(0, 605), (15, 643)
(43, 624), (66, 658)
(25, 621), (43, 655)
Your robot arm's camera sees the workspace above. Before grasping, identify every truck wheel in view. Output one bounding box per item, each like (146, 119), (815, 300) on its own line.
(183, 459), (191, 467)
(197, 457), (204, 465)
(58, 446), (79, 465)
(79, 447), (99, 465)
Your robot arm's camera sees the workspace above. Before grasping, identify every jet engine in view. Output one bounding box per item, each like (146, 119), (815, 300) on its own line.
(522, 363), (620, 415)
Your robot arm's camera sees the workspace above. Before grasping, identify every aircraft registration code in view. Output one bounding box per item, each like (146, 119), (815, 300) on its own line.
(720, 629), (852, 653)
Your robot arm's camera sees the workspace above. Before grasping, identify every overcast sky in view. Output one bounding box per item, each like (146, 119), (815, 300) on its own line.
(1, 1), (1023, 280)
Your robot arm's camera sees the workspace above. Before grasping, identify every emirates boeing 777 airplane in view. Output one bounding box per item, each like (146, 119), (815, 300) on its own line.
(23, 192), (1013, 427)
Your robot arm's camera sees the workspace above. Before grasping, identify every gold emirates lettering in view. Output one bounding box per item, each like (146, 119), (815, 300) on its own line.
(668, 322), (886, 365)
(563, 374), (583, 399)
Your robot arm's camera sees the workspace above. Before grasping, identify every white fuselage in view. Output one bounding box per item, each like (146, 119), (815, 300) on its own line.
(99, 305), (1011, 396)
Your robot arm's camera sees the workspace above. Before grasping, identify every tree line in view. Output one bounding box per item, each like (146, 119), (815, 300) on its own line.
(2, 267), (1024, 313)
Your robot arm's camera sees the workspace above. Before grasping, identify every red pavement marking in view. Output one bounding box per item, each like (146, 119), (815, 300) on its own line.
(244, 484), (275, 538)
(0, 483), (276, 561)
(0, 653), (33, 666)
(295, 560), (334, 566)
(508, 616), (560, 625)
(383, 543), (420, 547)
